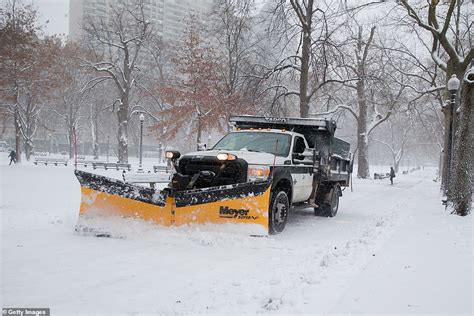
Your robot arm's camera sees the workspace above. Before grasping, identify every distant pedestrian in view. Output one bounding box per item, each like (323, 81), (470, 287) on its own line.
(8, 149), (17, 165)
(389, 166), (395, 185)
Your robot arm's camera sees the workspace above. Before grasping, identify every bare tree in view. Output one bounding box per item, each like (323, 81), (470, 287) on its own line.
(373, 111), (413, 173)
(208, 0), (258, 125)
(344, 25), (390, 178)
(258, 0), (323, 117)
(157, 17), (235, 146)
(48, 42), (91, 158)
(80, 0), (152, 163)
(0, 1), (58, 160)
(449, 67), (473, 215)
(398, 0), (473, 201)
(256, 1), (384, 118)
(313, 20), (403, 178)
(1, 0), (38, 162)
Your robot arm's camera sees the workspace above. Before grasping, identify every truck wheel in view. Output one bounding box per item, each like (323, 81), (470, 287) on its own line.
(314, 186), (339, 217)
(327, 187), (339, 217)
(269, 190), (289, 234)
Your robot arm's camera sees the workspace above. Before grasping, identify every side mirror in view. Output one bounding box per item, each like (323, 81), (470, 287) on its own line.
(293, 152), (313, 165)
(197, 143), (207, 151)
(292, 153), (304, 160)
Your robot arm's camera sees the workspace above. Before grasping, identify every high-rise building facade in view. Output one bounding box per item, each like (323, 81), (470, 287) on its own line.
(69, 0), (214, 42)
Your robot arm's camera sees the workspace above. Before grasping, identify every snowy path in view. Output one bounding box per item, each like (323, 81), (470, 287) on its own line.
(1, 163), (472, 315)
(333, 175), (472, 314)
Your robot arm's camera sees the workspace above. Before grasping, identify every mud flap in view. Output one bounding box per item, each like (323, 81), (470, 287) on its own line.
(74, 170), (271, 236)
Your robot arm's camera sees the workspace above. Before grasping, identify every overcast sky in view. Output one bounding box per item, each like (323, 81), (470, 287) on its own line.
(32, 0), (69, 36)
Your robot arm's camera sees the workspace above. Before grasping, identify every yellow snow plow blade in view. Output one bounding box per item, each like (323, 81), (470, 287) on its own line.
(78, 187), (174, 226)
(74, 170), (271, 236)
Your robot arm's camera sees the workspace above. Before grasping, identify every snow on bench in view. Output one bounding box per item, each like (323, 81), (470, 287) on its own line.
(92, 162), (131, 171)
(34, 157), (68, 166)
(122, 172), (171, 188)
(374, 172), (390, 179)
(75, 160), (99, 168)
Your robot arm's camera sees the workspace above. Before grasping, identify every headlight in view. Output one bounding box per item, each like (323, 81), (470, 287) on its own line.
(247, 166), (270, 181)
(165, 151), (181, 160)
(217, 153), (237, 161)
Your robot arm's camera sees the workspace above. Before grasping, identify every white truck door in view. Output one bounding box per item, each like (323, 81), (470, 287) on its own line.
(291, 136), (313, 202)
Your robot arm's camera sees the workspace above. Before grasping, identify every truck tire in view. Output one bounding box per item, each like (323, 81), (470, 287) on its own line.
(269, 190), (289, 234)
(326, 187), (340, 217)
(314, 186), (339, 217)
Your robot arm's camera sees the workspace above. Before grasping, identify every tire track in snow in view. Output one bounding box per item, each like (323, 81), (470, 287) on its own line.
(204, 175), (426, 313)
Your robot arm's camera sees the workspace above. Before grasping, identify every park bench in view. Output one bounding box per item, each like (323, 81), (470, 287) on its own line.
(75, 160), (98, 168)
(122, 172), (171, 188)
(92, 162), (131, 171)
(373, 172), (390, 179)
(153, 165), (170, 173)
(34, 157), (68, 166)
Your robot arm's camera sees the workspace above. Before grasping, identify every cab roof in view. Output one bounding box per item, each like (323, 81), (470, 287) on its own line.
(230, 115), (336, 135)
(231, 128), (300, 136)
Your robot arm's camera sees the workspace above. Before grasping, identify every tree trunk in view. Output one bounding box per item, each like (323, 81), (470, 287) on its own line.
(67, 105), (74, 159)
(14, 109), (21, 163)
(92, 104), (99, 159)
(449, 78), (473, 215)
(68, 126), (74, 159)
(196, 115), (202, 145)
(357, 124), (370, 178)
(299, 33), (310, 118)
(356, 78), (370, 178)
(298, 0), (313, 118)
(440, 105), (451, 192)
(394, 158), (400, 173)
(441, 62), (465, 192)
(117, 104), (128, 163)
(67, 114), (75, 159)
(24, 138), (32, 161)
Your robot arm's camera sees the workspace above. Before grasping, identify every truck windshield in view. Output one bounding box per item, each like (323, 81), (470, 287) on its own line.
(212, 132), (291, 157)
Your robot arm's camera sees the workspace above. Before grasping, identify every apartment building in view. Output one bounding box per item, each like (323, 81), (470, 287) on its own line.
(69, 0), (214, 42)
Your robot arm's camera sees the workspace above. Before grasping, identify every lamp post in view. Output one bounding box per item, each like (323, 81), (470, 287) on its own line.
(138, 113), (145, 172)
(48, 133), (52, 155)
(158, 141), (162, 163)
(446, 74), (460, 195)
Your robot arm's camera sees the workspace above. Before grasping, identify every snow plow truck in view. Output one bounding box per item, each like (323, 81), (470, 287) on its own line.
(75, 115), (352, 235)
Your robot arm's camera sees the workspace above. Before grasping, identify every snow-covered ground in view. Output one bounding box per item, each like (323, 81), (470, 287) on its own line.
(1, 153), (472, 315)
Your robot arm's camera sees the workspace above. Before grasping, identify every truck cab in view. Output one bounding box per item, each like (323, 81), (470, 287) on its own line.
(204, 128), (312, 203)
